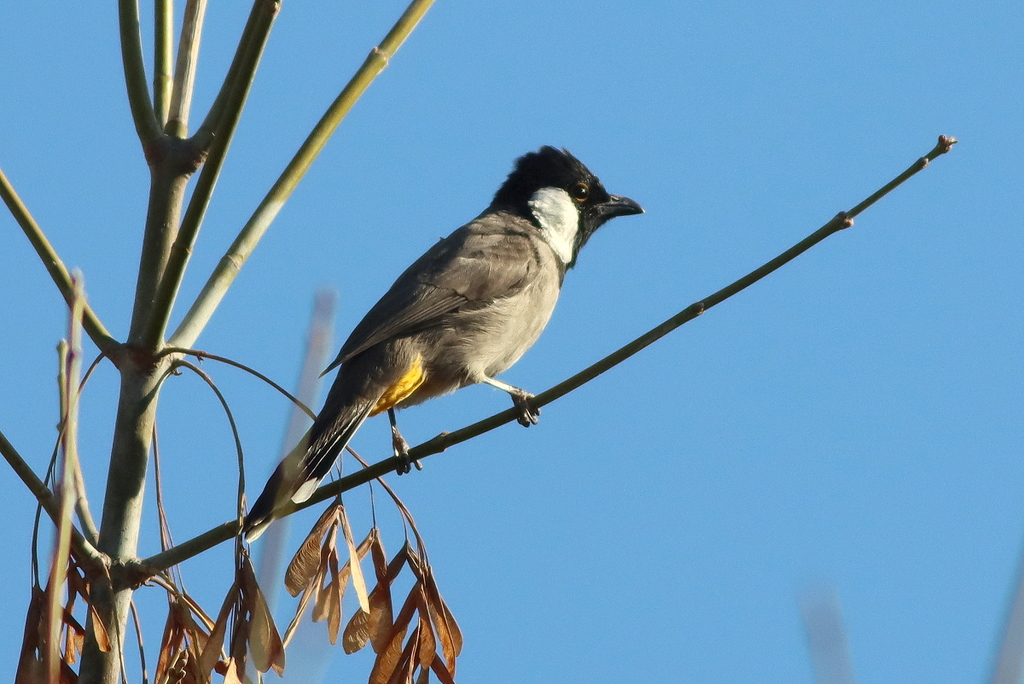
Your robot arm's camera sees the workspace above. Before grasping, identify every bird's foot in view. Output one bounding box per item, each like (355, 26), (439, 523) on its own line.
(391, 424), (421, 474)
(510, 390), (540, 427)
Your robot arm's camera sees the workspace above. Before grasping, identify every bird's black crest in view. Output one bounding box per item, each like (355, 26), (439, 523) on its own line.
(490, 146), (607, 211)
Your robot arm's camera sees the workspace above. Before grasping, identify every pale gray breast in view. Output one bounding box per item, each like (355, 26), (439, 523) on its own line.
(417, 230), (564, 387)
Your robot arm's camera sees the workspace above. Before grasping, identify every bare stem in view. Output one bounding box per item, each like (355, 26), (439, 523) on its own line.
(131, 165), (191, 346)
(166, 0), (209, 137)
(170, 0), (437, 349)
(135, 135), (957, 575)
(118, 0), (161, 143)
(0, 167), (120, 356)
(192, 0), (280, 146)
(144, 0), (281, 346)
(154, 0), (174, 126)
(45, 275), (88, 682)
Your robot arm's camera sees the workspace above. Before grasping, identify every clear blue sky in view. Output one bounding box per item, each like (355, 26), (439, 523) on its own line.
(1, 1), (1021, 682)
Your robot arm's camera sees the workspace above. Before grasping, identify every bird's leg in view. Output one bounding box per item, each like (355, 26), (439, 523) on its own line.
(388, 408), (421, 474)
(482, 377), (540, 427)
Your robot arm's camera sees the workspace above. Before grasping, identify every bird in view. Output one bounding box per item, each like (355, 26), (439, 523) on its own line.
(242, 146), (643, 541)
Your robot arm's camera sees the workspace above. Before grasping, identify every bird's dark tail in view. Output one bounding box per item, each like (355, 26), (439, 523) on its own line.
(242, 399), (374, 542)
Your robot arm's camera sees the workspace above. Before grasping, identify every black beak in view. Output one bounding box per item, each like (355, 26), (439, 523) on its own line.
(595, 194), (644, 221)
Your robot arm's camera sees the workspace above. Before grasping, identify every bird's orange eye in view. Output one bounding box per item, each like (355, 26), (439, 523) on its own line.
(571, 182), (590, 201)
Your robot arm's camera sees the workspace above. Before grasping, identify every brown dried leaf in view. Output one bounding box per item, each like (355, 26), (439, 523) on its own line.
(385, 625), (420, 684)
(338, 505), (370, 613)
(342, 608), (371, 655)
(414, 665), (430, 684)
(197, 581), (236, 684)
(369, 631), (406, 684)
(222, 657), (244, 684)
(343, 577), (396, 655)
(368, 589), (419, 684)
(283, 564), (324, 647)
(346, 539), (408, 655)
(285, 504), (339, 597)
(179, 604), (212, 661)
(312, 577), (335, 624)
(344, 540), (407, 651)
(63, 625), (84, 665)
(370, 583), (396, 653)
(242, 561), (286, 676)
(327, 570), (342, 645)
(416, 606), (436, 671)
(179, 592), (218, 632)
(88, 601), (112, 653)
(154, 602), (183, 683)
(421, 573), (462, 666)
(370, 528), (388, 582)
(429, 658), (457, 684)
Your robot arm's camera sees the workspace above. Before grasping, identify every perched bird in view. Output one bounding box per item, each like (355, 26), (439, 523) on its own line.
(243, 146), (643, 541)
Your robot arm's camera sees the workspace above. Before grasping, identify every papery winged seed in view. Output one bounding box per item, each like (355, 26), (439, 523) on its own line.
(369, 624), (409, 684)
(423, 573), (462, 658)
(342, 608), (371, 655)
(417, 611), (436, 670)
(327, 576), (342, 645)
(387, 626), (420, 684)
(222, 658), (244, 684)
(338, 506), (370, 613)
(429, 658), (457, 684)
(241, 559), (285, 675)
(285, 505), (339, 597)
(368, 588), (419, 684)
(198, 580), (237, 679)
(368, 585), (395, 654)
(88, 602), (112, 652)
(312, 577), (335, 624)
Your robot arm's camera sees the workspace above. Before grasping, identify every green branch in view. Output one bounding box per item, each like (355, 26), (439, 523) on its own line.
(192, 0), (279, 148)
(153, 0), (174, 127)
(136, 135), (957, 575)
(169, 0), (437, 349)
(0, 167), (120, 355)
(118, 0), (161, 143)
(143, 0), (282, 346)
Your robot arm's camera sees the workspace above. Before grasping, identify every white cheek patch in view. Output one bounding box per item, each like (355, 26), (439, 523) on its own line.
(528, 187), (579, 264)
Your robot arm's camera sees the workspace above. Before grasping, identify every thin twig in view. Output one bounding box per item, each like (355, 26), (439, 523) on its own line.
(173, 360), (247, 522)
(60, 274), (89, 544)
(160, 347), (316, 420)
(117, 0), (161, 142)
(144, 0), (282, 346)
(166, 0), (209, 137)
(132, 135), (956, 575)
(170, 0), (437, 349)
(71, 353), (108, 546)
(129, 600), (150, 684)
(45, 275), (86, 683)
(0, 429), (106, 572)
(0, 167), (120, 356)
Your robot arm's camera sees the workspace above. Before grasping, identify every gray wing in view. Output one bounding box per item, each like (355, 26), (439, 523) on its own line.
(323, 213), (546, 373)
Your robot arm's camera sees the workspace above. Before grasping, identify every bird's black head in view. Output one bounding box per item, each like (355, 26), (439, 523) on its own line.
(490, 146), (643, 268)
